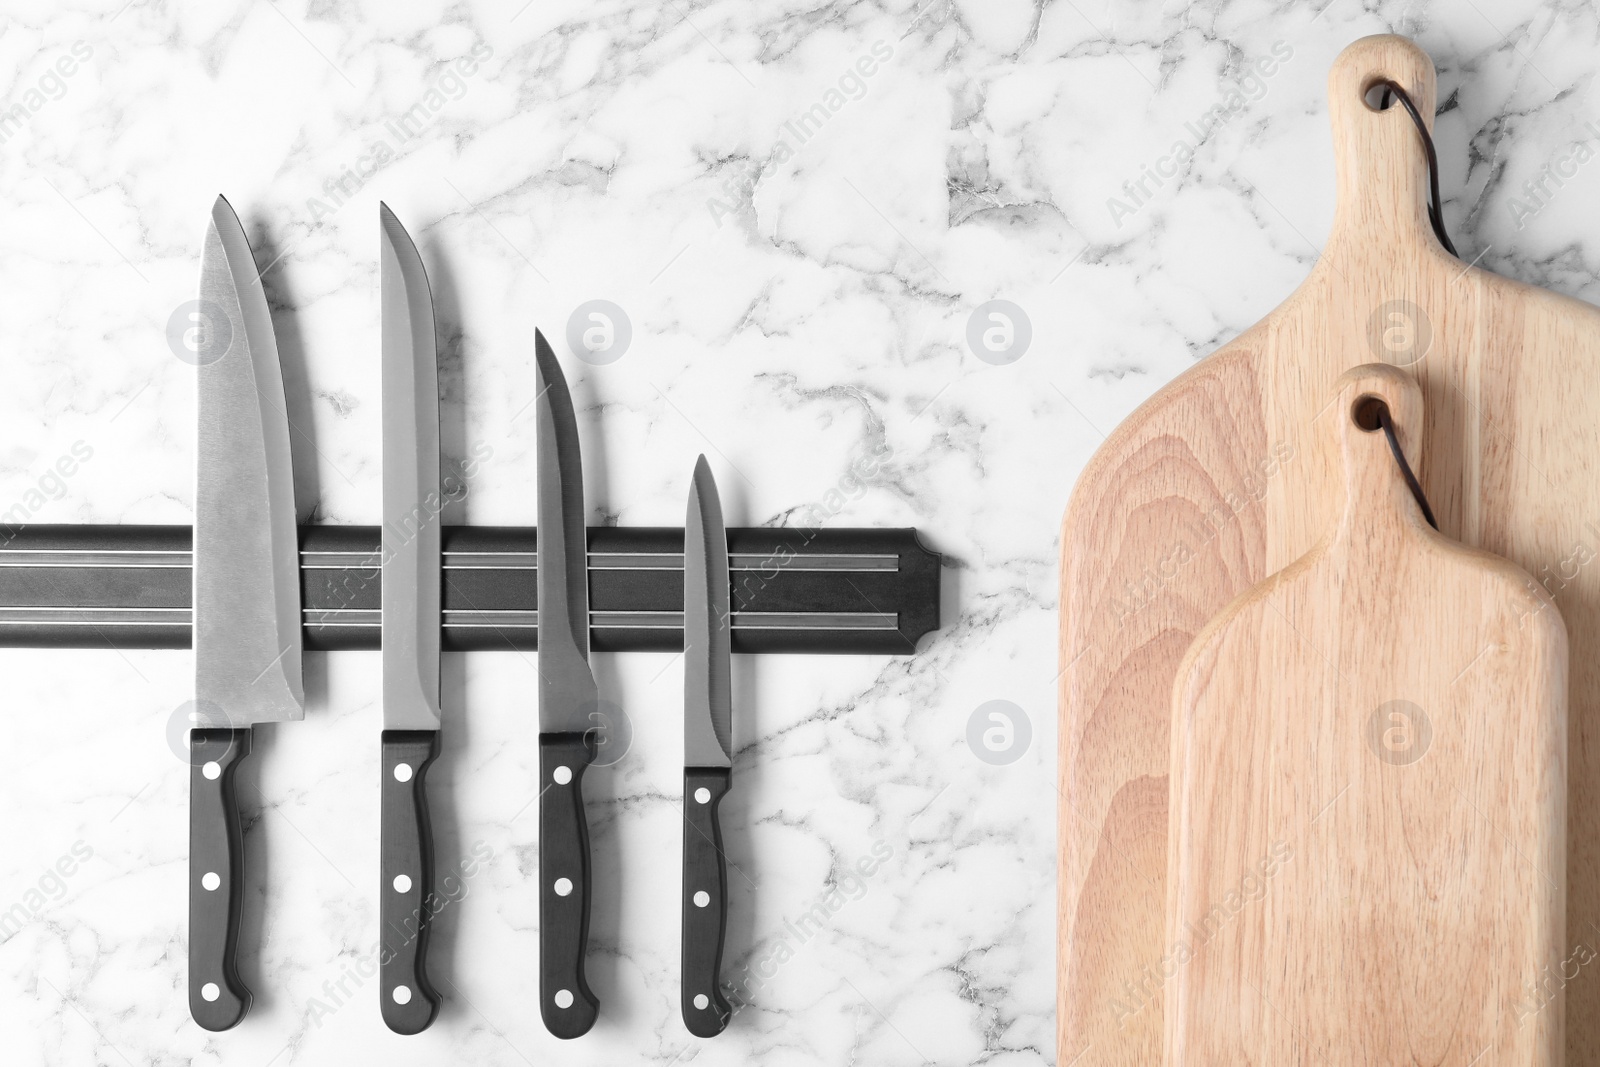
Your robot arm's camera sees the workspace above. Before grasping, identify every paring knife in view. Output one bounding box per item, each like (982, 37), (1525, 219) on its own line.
(378, 204), (443, 1034)
(682, 455), (733, 1037)
(191, 195), (305, 1032)
(535, 334), (601, 1038)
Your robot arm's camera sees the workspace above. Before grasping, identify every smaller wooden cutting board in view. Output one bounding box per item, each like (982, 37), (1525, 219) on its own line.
(1166, 364), (1567, 1064)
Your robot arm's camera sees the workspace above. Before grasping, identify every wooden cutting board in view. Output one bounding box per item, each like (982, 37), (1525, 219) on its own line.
(1166, 364), (1566, 1064)
(1058, 33), (1600, 1066)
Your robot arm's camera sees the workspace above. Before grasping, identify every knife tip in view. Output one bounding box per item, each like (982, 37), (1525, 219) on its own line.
(378, 203), (411, 249)
(209, 194), (242, 236)
(534, 329), (561, 386)
(690, 455), (720, 515)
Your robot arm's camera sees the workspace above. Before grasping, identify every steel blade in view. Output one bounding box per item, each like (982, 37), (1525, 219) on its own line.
(684, 455), (732, 768)
(379, 204), (442, 731)
(535, 332), (598, 731)
(194, 195), (304, 726)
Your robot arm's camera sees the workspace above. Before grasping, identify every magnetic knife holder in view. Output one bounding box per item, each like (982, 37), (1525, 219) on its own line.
(0, 524), (941, 655)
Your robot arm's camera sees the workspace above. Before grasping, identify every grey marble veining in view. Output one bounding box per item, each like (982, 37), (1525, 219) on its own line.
(0, 0), (1597, 1064)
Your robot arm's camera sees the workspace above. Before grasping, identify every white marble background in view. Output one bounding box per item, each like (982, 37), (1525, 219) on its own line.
(0, 0), (1597, 1063)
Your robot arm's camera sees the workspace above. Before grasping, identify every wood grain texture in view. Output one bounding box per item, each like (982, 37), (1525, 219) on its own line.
(1059, 34), (1600, 1066)
(1166, 365), (1566, 1065)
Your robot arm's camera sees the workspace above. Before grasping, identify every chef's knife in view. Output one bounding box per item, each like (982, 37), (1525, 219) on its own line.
(535, 333), (601, 1038)
(681, 455), (733, 1037)
(378, 204), (443, 1035)
(191, 195), (305, 1031)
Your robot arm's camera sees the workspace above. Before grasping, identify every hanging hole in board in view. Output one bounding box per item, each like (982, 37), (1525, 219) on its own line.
(1352, 395), (1389, 433)
(1363, 78), (1401, 111)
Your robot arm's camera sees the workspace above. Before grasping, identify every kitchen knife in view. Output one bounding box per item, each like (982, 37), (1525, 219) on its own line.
(191, 195), (305, 1032)
(682, 455), (733, 1037)
(535, 333), (601, 1038)
(378, 204), (443, 1035)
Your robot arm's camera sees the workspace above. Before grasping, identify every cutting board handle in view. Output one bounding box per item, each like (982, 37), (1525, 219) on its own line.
(1327, 36), (1443, 259)
(1329, 363), (1428, 542)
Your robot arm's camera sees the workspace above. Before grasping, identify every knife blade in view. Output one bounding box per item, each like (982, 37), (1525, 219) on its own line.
(191, 194), (305, 1032)
(682, 454), (733, 1037)
(535, 332), (601, 1038)
(378, 204), (442, 1035)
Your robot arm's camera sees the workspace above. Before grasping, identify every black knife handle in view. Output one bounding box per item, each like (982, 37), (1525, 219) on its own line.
(681, 767), (732, 1036)
(539, 732), (598, 1038)
(189, 727), (252, 1031)
(380, 730), (442, 1034)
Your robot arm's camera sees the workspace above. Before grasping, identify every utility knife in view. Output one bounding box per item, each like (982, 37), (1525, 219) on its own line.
(378, 204), (443, 1034)
(534, 333), (601, 1038)
(191, 195), (305, 1031)
(681, 455), (733, 1036)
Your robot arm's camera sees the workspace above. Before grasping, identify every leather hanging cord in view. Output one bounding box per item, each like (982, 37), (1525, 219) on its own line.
(1378, 80), (1459, 258)
(1372, 401), (1439, 530)
(1370, 80), (1448, 528)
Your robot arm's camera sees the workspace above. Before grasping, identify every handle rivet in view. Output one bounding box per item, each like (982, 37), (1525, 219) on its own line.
(694, 993), (709, 1009)
(394, 763), (413, 782)
(694, 787), (711, 804)
(393, 985), (412, 1005)
(393, 874), (412, 893)
(554, 877), (573, 897)
(553, 765), (572, 785)
(201, 872), (220, 891)
(202, 761), (221, 780)
(694, 890), (710, 908)
(554, 988), (574, 1009)
(200, 982), (220, 1002)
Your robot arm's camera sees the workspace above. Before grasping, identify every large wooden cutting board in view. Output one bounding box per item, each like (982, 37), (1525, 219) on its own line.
(1167, 365), (1566, 1064)
(1058, 34), (1600, 1066)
